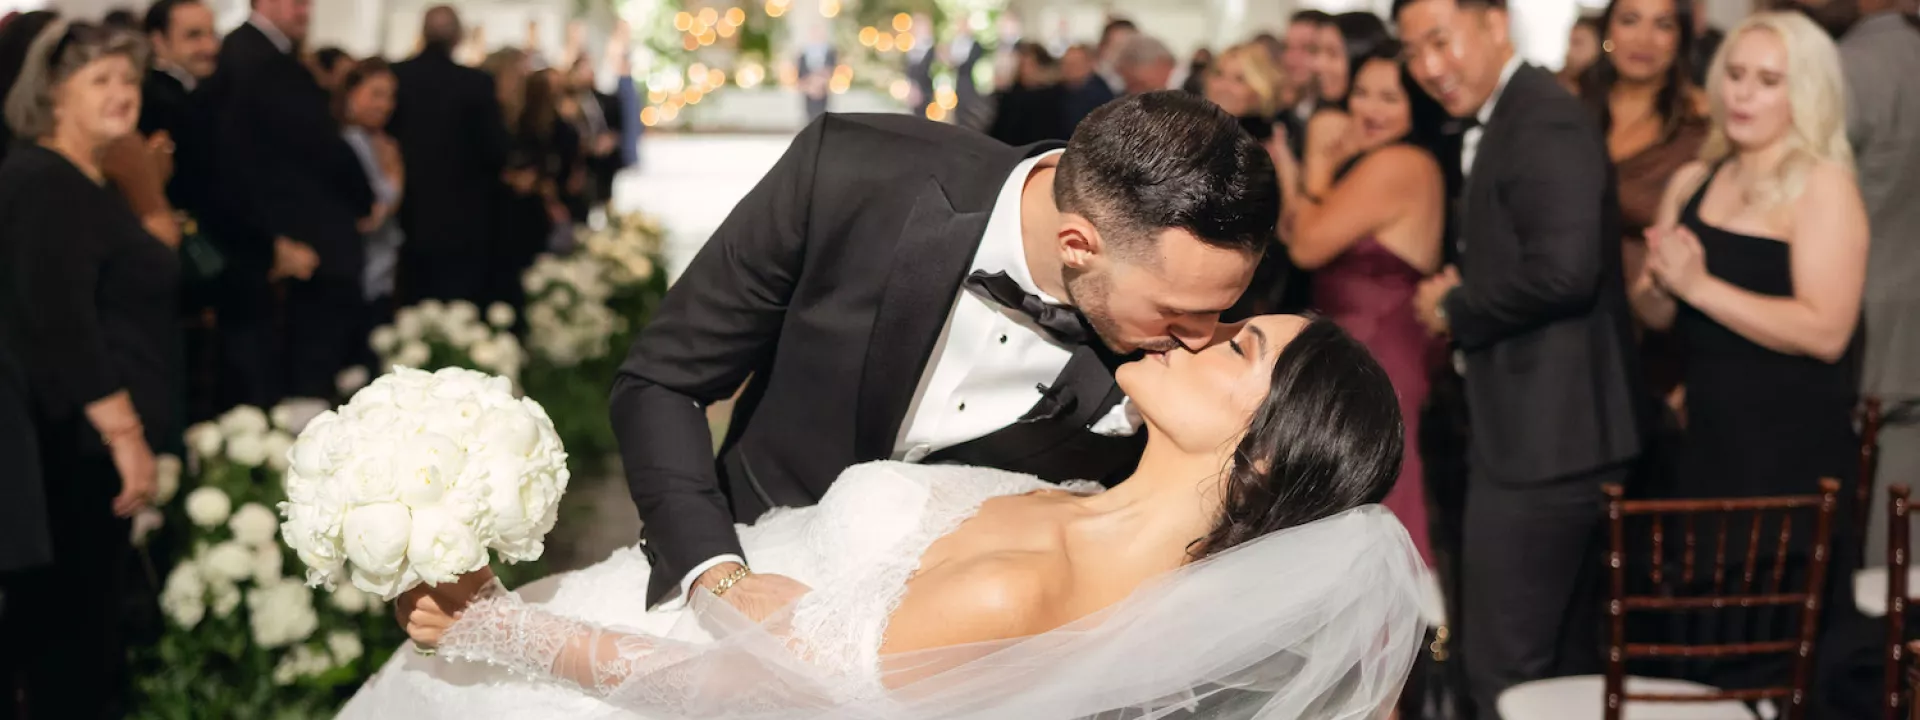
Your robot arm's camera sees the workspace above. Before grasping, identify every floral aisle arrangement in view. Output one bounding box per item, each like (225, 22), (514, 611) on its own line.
(130, 405), (401, 719)
(519, 212), (671, 463)
(369, 299), (525, 384)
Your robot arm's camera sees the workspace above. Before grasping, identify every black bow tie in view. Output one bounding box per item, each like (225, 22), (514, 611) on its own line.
(963, 270), (1092, 346)
(1443, 116), (1482, 136)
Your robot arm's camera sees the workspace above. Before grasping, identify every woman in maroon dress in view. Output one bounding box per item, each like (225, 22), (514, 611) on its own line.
(1272, 42), (1446, 563)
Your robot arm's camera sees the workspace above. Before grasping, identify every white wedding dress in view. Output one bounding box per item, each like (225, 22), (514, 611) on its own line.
(341, 462), (1425, 720)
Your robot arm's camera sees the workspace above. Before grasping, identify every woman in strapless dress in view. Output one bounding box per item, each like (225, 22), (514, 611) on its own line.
(1271, 42), (1447, 564)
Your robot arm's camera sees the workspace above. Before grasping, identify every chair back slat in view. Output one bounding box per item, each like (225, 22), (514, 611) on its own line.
(1603, 480), (1842, 720)
(1859, 397), (1882, 561)
(1888, 485), (1911, 720)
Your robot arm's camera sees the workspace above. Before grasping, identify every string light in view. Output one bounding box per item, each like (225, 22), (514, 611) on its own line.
(820, 0), (840, 18)
(765, 1), (787, 18)
(685, 87), (705, 105)
(724, 7), (746, 26)
(925, 102), (947, 121)
(893, 13), (912, 32)
(707, 68), (727, 87)
(858, 26), (878, 46)
(647, 89), (666, 104)
(875, 34), (894, 52)
(698, 28), (717, 45)
(889, 79), (910, 100)
(895, 33), (914, 52)
(640, 107), (660, 126)
(696, 7), (718, 26)
(735, 63), (766, 88)
(717, 22), (736, 38)
(935, 87), (957, 110)
(673, 12), (692, 31)
(681, 35), (699, 51)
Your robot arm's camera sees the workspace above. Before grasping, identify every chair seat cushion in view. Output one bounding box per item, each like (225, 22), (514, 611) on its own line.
(1498, 675), (1760, 720)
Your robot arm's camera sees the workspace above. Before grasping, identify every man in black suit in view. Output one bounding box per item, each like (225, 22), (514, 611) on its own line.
(389, 5), (509, 305)
(1396, 0), (1644, 712)
(611, 92), (1277, 616)
(139, 0), (217, 217)
(201, 0), (373, 404)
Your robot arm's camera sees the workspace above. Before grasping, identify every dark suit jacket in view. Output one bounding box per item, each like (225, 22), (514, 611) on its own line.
(1440, 64), (1643, 483)
(0, 274), (46, 573)
(139, 69), (213, 218)
(201, 24), (373, 286)
(611, 114), (1142, 605)
(390, 48), (510, 258)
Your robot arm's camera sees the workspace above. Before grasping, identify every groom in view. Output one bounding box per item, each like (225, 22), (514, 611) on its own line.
(611, 92), (1278, 614)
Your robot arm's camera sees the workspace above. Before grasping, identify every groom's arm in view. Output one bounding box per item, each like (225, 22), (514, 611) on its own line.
(610, 117), (826, 608)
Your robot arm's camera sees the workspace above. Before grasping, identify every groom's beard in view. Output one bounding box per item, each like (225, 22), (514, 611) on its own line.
(1066, 270), (1176, 356)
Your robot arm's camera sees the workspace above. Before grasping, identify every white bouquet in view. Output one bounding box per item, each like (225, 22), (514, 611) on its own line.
(278, 367), (570, 600)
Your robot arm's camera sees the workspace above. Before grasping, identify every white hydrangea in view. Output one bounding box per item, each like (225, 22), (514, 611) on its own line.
(230, 502), (280, 546)
(329, 584), (371, 614)
(184, 486), (232, 528)
(251, 545), (284, 584)
(225, 432), (268, 467)
(326, 631), (363, 665)
(210, 581), (241, 618)
(202, 541), (254, 584)
(263, 431), (295, 473)
(486, 302), (515, 329)
(154, 454), (182, 505)
(160, 561), (206, 629)
(270, 644), (334, 686)
(368, 325), (400, 356)
(247, 577), (319, 648)
(393, 341), (430, 369)
(184, 422), (223, 462)
(280, 367), (568, 600)
(217, 406), (270, 438)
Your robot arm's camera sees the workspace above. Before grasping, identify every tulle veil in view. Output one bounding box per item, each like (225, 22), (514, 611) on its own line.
(585, 504), (1426, 719)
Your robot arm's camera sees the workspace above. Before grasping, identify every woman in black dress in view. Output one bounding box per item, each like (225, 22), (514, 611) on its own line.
(0, 20), (172, 718)
(1628, 11), (1866, 691)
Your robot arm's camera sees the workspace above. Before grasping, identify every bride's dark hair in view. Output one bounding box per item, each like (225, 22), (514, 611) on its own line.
(1191, 316), (1403, 560)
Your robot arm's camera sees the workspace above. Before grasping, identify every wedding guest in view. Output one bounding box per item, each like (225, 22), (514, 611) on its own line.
(0, 20), (166, 718)
(140, 0), (217, 220)
(1115, 34), (1174, 95)
(987, 42), (1067, 146)
(309, 44), (350, 92)
(1579, 0), (1709, 410)
(1093, 17), (1136, 94)
(338, 58), (402, 346)
(390, 5), (509, 306)
(1561, 15), (1603, 90)
(1689, 0), (1726, 86)
(1792, 0), (1920, 567)
(1281, 10), (1332, 131)
(493, 67), (577, 316)
(1057, 43), (1114, 130)
(796, 25), (835, 121)
(201, 0), (374, 404)
(567, 54), (622, 218)
(1273, 41), (1447, 565)
(1298, 13), (1393, 202)
(1627, 10), (1867, 693)
(0, 11), (56, 163)
(1398, 0), (1645, 710)
(1180, 47), (1212, 95)
(1203, 42), (1308, 322)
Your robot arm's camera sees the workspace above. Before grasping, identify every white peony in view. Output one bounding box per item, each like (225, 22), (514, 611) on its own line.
(185, 422), (223, 461)
(229, 502), (280, 547)
(203, 541), (255, 583)
(329, 584), (371, 614)
(226, 431), (268, 467)
(406, 505), (486, 585)
(486, 302), (515, 329)
(160, 561), (206, 629)
(246, 577), (319, 648)
(184, 486), (232, 528)
(217, 405), (271, 438)
(154, 454), (182, 505)
(262, 430), (295, 472)
(327, 631), (363, 665)
(342, 503), (413, 598)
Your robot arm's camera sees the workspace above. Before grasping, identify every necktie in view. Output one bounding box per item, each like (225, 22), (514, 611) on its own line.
(963, 270), (1092, 346)
(1442, 115), (1481, 136)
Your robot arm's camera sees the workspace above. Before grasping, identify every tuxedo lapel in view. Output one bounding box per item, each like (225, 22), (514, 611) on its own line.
(853, 176), (993, 460)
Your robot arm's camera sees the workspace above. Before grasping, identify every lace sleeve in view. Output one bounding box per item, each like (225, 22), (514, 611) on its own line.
(436, 584), (843, 715)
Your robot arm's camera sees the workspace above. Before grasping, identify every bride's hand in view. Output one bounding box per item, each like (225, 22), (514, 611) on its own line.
(397, 566), (497, 648)
(699, 564), (811, 624)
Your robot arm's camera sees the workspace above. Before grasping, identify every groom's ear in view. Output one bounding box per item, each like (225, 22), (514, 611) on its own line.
(1057, 213), (1104, 269)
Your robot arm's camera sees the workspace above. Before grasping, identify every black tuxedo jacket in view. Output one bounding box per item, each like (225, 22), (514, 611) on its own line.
(201, 24), (372, 286)
(139, 69), (213, 218)
(611, 114), (1143, 605)
(389, 49), (510, 258)
(1440, 64), (1644, 483)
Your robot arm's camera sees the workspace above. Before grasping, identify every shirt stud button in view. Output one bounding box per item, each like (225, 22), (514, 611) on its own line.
(998, 334), (1008, 344)
(958, 402), (967, 412)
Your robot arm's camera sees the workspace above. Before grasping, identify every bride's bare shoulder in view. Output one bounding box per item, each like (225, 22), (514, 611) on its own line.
(880, 549), (1066, 654)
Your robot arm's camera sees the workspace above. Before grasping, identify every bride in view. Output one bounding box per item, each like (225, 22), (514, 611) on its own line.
(341, 314), (1427, 719)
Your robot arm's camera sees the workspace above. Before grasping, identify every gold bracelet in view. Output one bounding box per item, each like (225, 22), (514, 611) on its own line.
(711, 565), (751, 598)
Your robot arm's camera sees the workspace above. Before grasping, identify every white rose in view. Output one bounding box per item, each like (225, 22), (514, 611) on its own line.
(184, 486), (232, 528)
(393, 309), (425, 341)
(486, 302), (515, 329)
(160, 561), (206, 629)
(185, 422), (223, 461)
(342, 503), (412, 594)
(246, 578), (319, 648)
(327, 631), (364, 665)
(210, 581), (241, 618)
(203, 541), (254, 583)
(262, 431), (295, 473)
(393, 433), (464, 508)
(252, 545), (284, 584)
(154, 454), (182, 505)
(225, 432), (268, 467)
(407, 505), (486, 585)
(394, 341), (430, 369)
(369, 325), (401, 355)
(329, 584), (371, 614)
(217, 405), (270, 438)
(229, 502), (280, 547)
(130, 507), (165, 547)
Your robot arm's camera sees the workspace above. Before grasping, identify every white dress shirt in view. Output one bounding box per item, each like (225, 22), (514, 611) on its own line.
(668, 149), (1137, 608)
(1460, 55), (1524, 178)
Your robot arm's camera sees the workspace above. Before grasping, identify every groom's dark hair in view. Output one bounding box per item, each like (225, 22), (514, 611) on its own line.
(1190, 315), (1402, 561)
(1053, 90), (1279, 260)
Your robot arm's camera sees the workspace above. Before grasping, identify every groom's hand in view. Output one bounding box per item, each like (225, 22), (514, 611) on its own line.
(698, 563), (811, 623)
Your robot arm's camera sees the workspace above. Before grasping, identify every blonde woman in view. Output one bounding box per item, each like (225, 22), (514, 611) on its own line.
(1203, 42), (1286, 123)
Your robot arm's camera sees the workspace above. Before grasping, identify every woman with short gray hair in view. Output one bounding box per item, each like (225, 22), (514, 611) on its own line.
(0, 19), (173, 717)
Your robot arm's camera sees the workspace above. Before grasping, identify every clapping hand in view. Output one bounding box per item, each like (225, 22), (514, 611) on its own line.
(1413, 266), (1462, 336)
(398, 565), (498, 649)
(1646, 225), (1708, 299)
